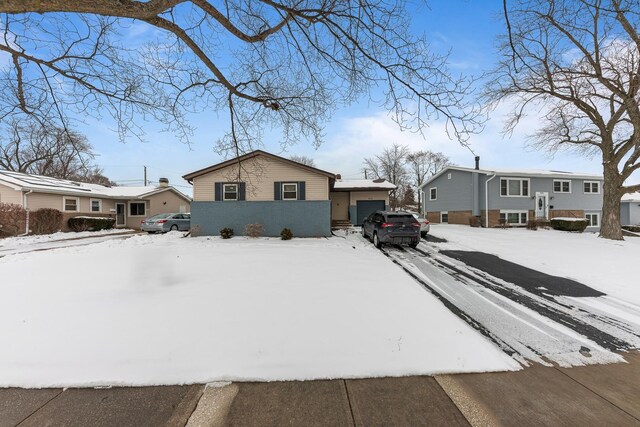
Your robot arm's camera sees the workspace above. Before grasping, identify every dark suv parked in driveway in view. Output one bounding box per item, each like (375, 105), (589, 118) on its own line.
(361, 211), (421, 249)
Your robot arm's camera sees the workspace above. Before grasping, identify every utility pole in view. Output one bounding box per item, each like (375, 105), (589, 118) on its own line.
(144, 166), (147, 186)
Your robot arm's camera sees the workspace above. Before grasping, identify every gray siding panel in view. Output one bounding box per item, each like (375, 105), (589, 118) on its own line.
(191, 200), (331, 237)
(631, 203), (640, 225)
(422, 170), (474, 213)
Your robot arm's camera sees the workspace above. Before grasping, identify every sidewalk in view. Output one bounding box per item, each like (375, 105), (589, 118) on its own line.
(3, 352), (639, 426)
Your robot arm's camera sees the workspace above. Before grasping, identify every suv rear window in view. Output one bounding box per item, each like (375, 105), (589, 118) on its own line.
(386, 214), (417, 224)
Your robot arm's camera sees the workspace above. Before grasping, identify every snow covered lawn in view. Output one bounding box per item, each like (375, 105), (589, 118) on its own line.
(0, 232), (518, 388)
(0, 228), (137, 255)
(430, 225), (640, 306)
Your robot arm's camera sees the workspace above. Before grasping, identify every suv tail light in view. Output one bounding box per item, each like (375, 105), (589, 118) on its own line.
(381, 222), (393, 228)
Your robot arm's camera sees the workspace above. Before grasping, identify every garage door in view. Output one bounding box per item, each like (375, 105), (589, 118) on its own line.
(355, 200), (386, 225)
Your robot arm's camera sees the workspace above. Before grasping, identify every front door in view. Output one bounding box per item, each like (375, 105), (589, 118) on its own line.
(535, 192), (548, 219)
(115, 203), (126, 226)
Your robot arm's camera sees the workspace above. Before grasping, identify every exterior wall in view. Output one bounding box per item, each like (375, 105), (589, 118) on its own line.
(191, 201), (331, 237)
(426, 211), (440, 223)
(549, 210), (584, 219)
(349, 190), (390, 205)
(192, 155), (329, 202)
(422, 169), (475, 215)
(621, 201), (640, 225)
(425, 210), (472, 225)
(0, 183), (23, 206)
(330, 191), (349, 220)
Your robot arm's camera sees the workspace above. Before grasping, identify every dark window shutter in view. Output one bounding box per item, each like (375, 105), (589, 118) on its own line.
(298, 181), (306, 200)
(238, 182), (246, 201)
(214, 182), (222, 201)
(274, 181), (281, 200)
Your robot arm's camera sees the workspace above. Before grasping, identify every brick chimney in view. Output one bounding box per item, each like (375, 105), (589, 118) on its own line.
(159, 177), (169, 188)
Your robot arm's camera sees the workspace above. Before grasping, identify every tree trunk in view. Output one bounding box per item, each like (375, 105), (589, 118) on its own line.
(600, 164), (624, 240)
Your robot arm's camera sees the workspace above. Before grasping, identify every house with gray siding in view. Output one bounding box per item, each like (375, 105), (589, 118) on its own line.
(418, 160), (604, 229)
(183, 150), (394, 237)
(621, 192), (640, 226)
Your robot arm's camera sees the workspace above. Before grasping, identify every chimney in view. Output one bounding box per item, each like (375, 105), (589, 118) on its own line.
(335, 174), (342, 180)
(475, 156), (480, 170)
(159, 177), (169, 188)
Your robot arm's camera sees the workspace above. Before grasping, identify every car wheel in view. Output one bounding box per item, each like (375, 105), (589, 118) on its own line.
(361, 227), (367, 238)
(373, 232), (382, 249)
(170, 225), (178, 231)
(421, 231), (427, 238)
(409, 242), (418, 249)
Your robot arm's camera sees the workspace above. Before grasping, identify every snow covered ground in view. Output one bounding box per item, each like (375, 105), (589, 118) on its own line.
(0, 232), (519, 388)
(429, 225), (640, 306)
(0, 229), (137, 256)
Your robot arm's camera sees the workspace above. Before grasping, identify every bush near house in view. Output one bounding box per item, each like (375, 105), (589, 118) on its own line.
(31, 208), (63, 235)
(622, 225), (640, 233)
(245, 223), (264, 238)
(0, 202), (26, 237)
(68, 216), (116, 232)
(280, 228), (293, 240)
(220, 227), (234, 239)
(550, 218), (588, 232)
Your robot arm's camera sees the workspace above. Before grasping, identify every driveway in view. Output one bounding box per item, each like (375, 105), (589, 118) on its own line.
(0, 231), (141, 257)
(379, 234), (640, 368)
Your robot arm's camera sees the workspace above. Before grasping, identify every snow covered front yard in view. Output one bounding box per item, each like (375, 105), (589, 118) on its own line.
(430, 225), (640, 306)
(0, 232), (518, 388)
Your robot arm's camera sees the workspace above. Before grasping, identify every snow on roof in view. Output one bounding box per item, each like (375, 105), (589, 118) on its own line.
(622, 192), (640, 202)
(0, 170), (184, 199)
(333, 179), (396, 190)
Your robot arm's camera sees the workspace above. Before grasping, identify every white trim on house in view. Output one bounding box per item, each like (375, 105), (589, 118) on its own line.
(584, 181), (601, 194)
(500, 178), (530, 197)
(553, 179), (572, 193)
(441, 211), (448, 223)
(90, 198), (102, 213)
(62, 196), (80, 212)
(128, 201), (147, 217)
(429, 187), (437, 201)
(282, 182), (298, 200)
(585, 212), (600, 227)
(223, 183), (238, 201)
(534, 192), (549, 219)
(500, 210), (529, 225)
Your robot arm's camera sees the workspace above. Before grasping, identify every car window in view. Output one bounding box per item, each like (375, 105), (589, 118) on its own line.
(374, 213), (384, 222)
(172, 214), (183, 219)
(386, 214), (418, 224)
(149, 213), (173, 220)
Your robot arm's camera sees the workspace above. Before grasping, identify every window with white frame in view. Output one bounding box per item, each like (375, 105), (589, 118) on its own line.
(553, 180), (571, 193)
(584, 181), (600, 194)
(441, 211), (448, 223)
(499, 210), (528, 225)
(585, 213), (600, 227)
(500, 178), (529, 197)
(90, 199), (102, 213)
(223, 183), (238, 201)
(429, 187), (437, 200)
(63, 197), (79, 212)
(447, 173), (452, 179)
(282, 183), (298, 200)
(129, 202), (146, 216)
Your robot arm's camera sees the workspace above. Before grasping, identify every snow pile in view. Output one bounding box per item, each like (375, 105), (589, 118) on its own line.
(0, 232), (518, 388)
(0, 228), (135, 248)
(550, 217), (587, 221)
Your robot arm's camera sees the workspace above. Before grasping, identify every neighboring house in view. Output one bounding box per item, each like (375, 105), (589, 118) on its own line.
(418, 160), (604, 229)
(621, 192), (640, 226)
(183, 150), (395, 237)
(0, 170), (191, 232)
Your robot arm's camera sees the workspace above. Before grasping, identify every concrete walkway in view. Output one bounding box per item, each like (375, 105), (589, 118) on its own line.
(2, 352), (640, 426)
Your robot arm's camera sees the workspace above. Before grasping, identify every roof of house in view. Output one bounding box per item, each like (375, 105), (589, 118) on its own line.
(333, 179), (396, 190)
(622, 192), (640, 202)
(183, 150), (337, 182)
(0, 170), (191, 201)
(418, 166), (603, 189)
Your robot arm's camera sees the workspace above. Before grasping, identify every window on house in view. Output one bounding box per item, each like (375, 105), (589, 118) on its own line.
(584, 181), (600, 194)
(500, 178), (529, 197)
(553, 180), (571, 193)
(447, 173), (452, 179)
(90, 199), (102, 212)
(499, 210), (528, 225)
(63, 197), (79, 212)
(430, 187), (437, 200)
(223, 184), (238, 201)
(585, 213), (600, 227)
(282, 183), (298, 200)
(441, 212), (448, 223)
(129, 202), (146, 216)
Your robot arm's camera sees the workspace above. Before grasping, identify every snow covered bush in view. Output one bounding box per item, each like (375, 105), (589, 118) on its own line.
(68, 217), (116, 232)
(0, 203), (26, 237)
(31, 208), (63, 235)
(219, 227), (234, 239)
(244, 223), (264, 238)
(280, 228), (293, 240)
(550, 218), (588, 232)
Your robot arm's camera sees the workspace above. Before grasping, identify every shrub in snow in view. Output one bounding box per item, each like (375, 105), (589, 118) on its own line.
(0, 202), (26, 237)
(220, 227), (234, 239)
(245, 223), (264, 238)
(526, 219), (538, 231)
(280, 228), (293, 240)
(190, 224), (201, 237)
(622, 225), (640, 233)
(550, 218), (588, 232)
(68, 217), (116, 232)
(31, 208), (63, 235)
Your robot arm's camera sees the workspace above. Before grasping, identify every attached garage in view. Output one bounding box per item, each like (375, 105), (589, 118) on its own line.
(355, 200), (385, 225)
(330, 179), (395, 227)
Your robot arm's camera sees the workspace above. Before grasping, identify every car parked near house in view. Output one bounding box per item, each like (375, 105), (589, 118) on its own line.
(411, 213), (430, 237)
(361, 211), (421, 249)
(141, 213), (191, 233)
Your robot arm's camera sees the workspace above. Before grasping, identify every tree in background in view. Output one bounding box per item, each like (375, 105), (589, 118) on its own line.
(407, 151), (452, 212)
(0, 1), (483, 156)
(290, 155), (316, 168)
(489, 0), (640, 240)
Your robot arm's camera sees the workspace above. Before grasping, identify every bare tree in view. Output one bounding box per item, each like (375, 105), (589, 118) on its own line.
(290, 155), (316, 167)
(0, 120), (111, 182)
(0, 1), (484, 157)
(363, 143), (410, 209)
(407, 151), (451, 212)
(490, 0), (640, 240)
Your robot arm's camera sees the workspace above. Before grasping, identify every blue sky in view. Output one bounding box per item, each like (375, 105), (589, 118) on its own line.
(75, 1), (616, 194)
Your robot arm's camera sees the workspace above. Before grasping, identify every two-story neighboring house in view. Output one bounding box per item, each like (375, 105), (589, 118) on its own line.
(419, 159), (604, 229)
